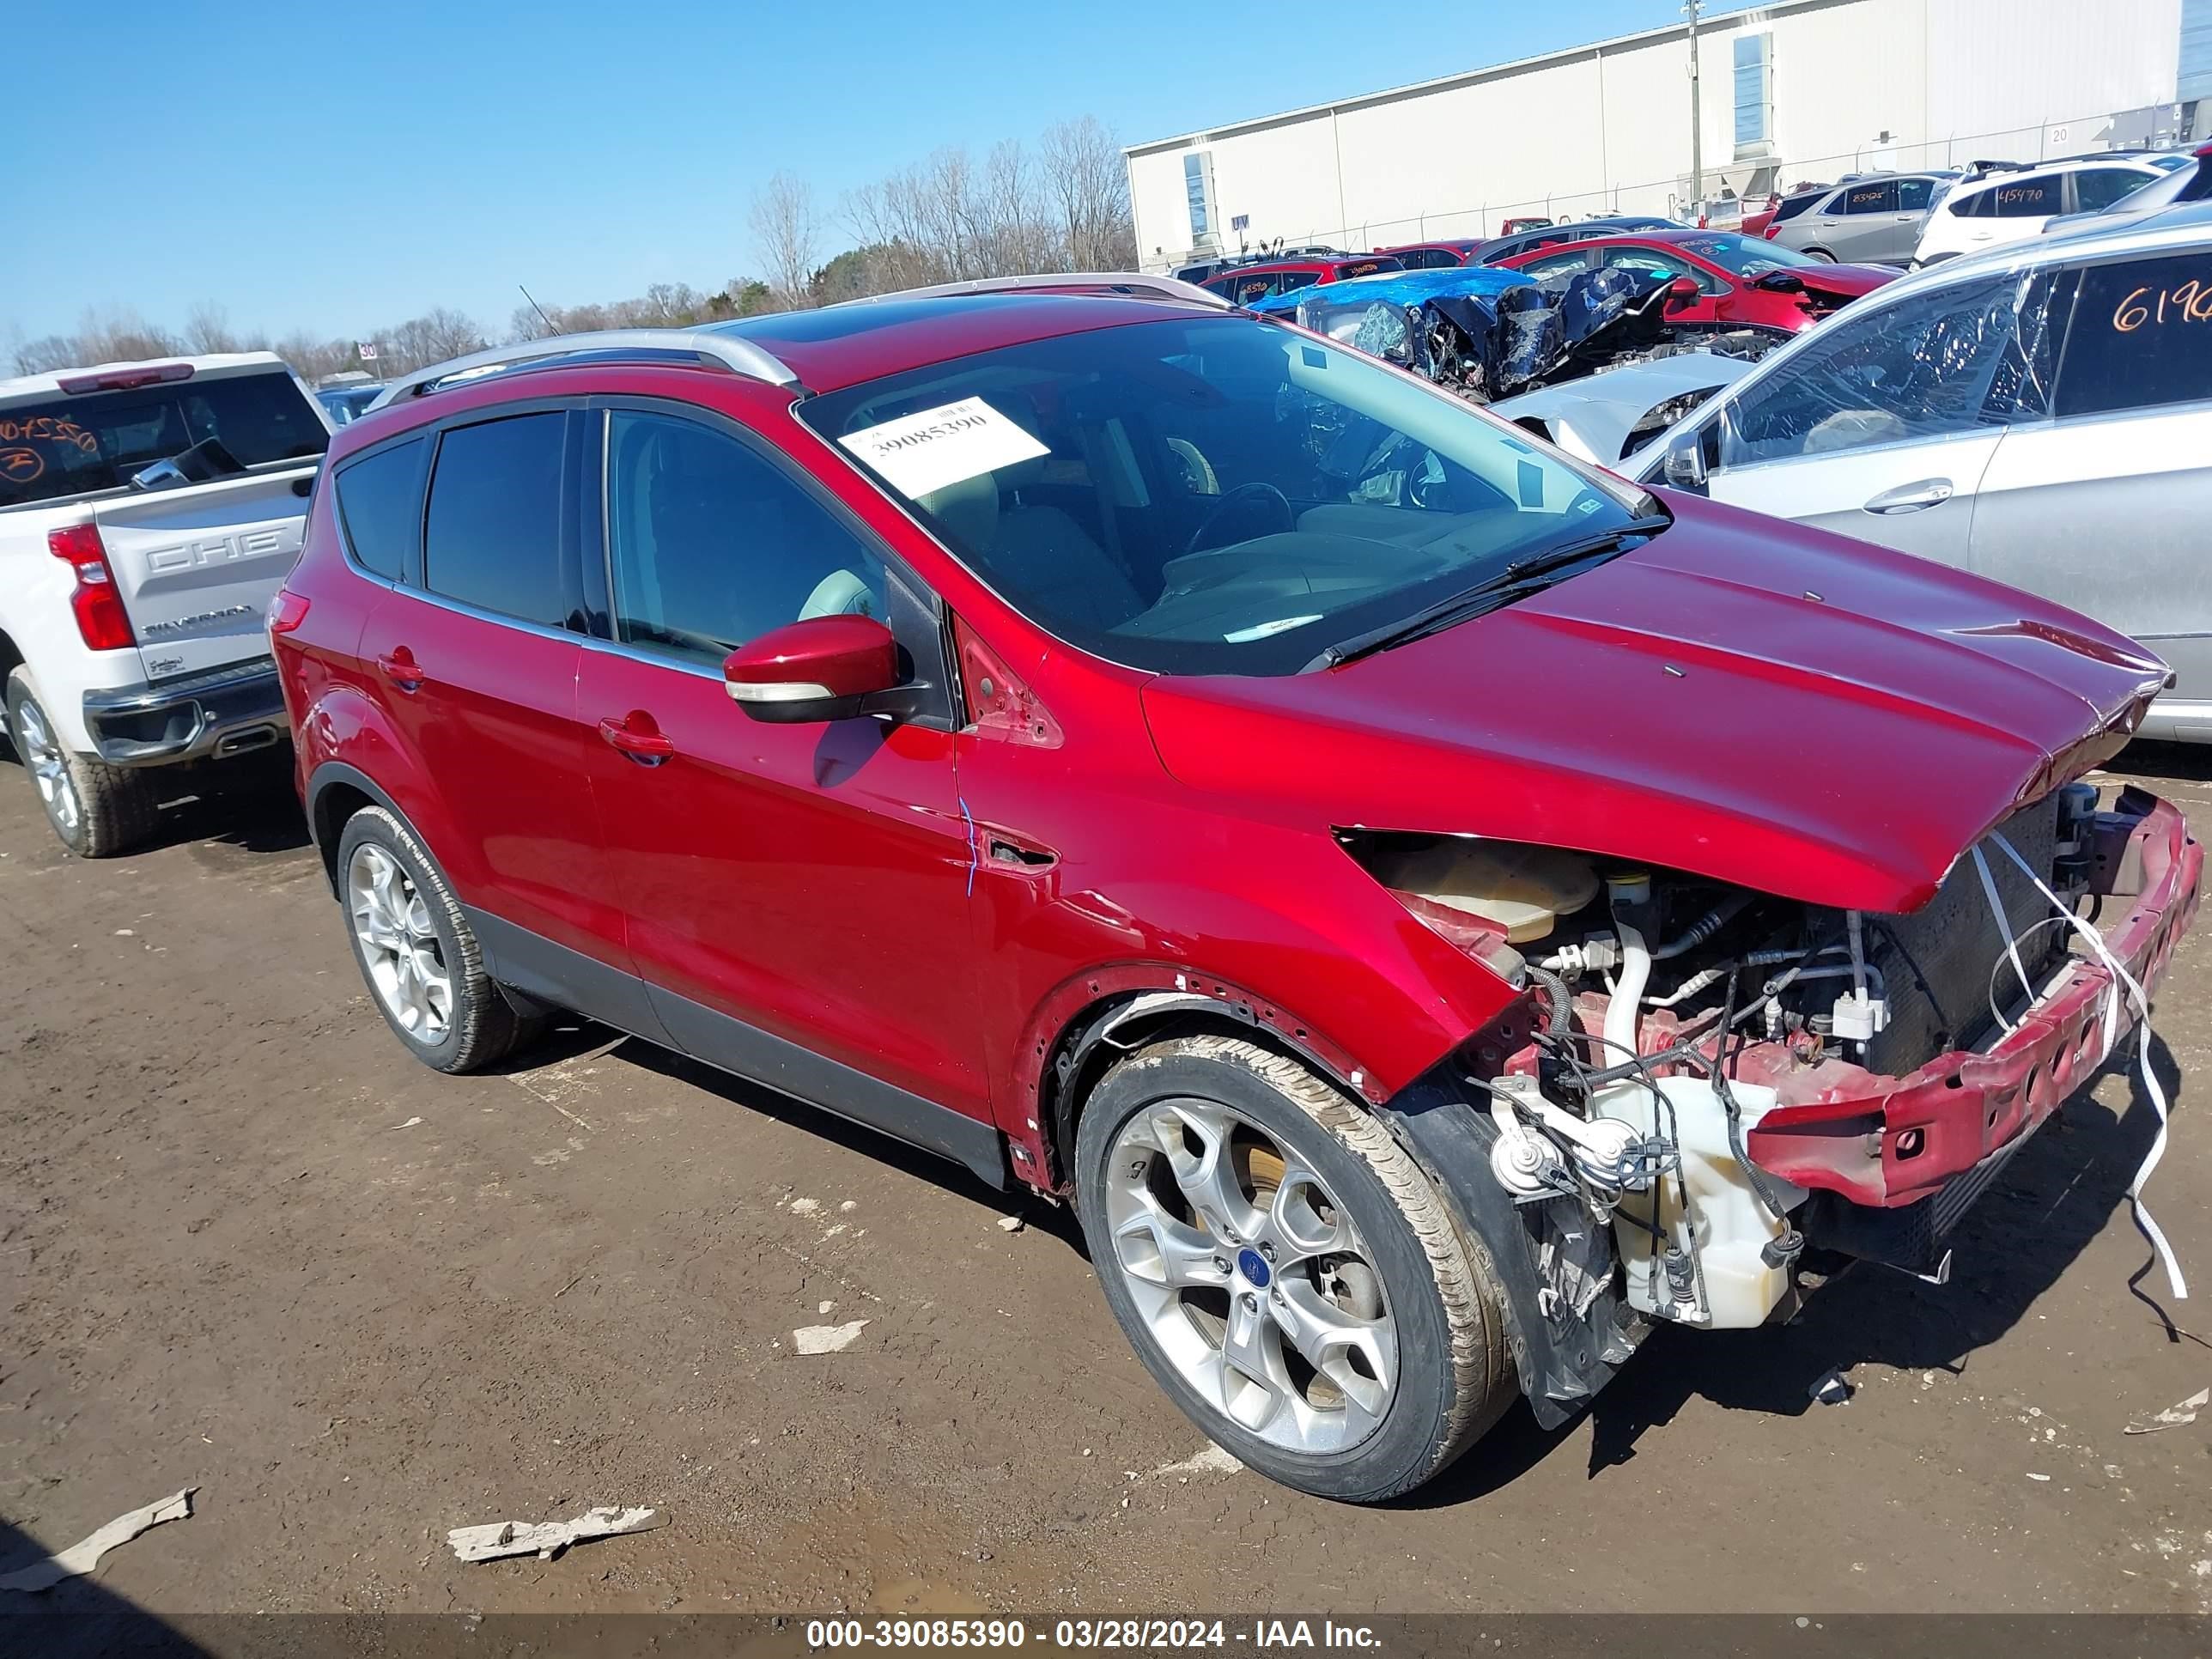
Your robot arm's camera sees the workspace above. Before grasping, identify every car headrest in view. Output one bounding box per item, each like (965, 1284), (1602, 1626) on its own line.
(915, 469), (999, 550)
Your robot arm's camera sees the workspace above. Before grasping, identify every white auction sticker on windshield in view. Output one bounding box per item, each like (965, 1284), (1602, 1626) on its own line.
(838, 398), (1048, 500)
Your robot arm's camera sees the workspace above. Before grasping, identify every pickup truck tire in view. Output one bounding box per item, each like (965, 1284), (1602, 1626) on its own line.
(335, 804), (538, 1073)
(5, 667), (161, 859)
(1074, 1035), (1511, 1503)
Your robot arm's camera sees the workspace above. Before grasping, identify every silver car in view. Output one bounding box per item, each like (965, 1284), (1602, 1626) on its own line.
(1767, 172), (1956, 265)
(1637, 200), (2212, 741)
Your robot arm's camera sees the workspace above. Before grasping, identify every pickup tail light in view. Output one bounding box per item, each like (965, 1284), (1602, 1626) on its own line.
(47, 524), (136, 652)
(267, 588), (312, 636)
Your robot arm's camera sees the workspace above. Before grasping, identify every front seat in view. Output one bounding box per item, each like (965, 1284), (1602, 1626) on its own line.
(916, 468), (1143, 630)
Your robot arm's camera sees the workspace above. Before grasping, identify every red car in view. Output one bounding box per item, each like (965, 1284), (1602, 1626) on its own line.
(1204, 253), (1402, 304)
(1373, 238), (1486, 269)
(274, 283), (2197, 1504)
(1500, 228), (1896, 336)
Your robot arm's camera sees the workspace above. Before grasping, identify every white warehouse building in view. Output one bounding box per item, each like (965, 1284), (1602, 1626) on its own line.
(1127, 0), (2211, 268)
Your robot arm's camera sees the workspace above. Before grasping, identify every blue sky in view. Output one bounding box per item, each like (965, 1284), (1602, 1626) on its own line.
(4, 1), (1745, 346)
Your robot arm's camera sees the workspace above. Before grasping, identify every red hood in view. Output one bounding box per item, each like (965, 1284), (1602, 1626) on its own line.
(1139, 495), (2166, 914)
(1791, 262), (1894, 296)
(1779, 264), (1897, 316)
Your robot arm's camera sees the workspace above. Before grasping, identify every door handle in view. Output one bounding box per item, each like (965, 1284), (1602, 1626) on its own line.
(599, 714), (675, 764)
(376, 650), (423, 691)
(988, 836), (1056, 870)
(1863, 478), (1954, 515)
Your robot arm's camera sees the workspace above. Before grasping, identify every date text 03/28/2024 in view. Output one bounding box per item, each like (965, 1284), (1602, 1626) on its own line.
(805, 1618), (1383, 1650)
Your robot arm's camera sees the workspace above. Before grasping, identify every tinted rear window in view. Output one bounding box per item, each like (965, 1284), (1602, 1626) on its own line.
(0, 369), (328, 508)
(422, 413), (569, 626)
(2056, 255), (2212, 419)
(334, 438), (426, 581)
(1771, 191), (1825, 223)
(2072, 167), (2154, 212)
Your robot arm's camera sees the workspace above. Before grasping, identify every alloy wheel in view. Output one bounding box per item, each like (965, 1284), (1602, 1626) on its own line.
(1103, 1098), (1398, 1455)
(348, 842), (453, 1042)
(13, 696), (80, 840)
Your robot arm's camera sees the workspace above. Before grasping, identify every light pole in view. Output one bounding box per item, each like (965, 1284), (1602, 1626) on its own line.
(1686, 0), (1704, 217)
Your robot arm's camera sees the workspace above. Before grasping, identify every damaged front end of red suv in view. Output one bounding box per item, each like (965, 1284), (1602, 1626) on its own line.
(1148, 499), (2202, 1429)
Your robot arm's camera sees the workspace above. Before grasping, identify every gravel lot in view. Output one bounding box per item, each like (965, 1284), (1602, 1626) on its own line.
(3, 744), (2209, 1626)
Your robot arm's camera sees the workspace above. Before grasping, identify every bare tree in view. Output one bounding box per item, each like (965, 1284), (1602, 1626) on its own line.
(750, 172), (822, 308)
(12, 334), (80, 375)
(72, 308), (183, 366)
(830, 118), (1128, 299)
(841, 184), (942, 292)
(1042, 116), (1137, 268)
(184, 301), (241, 354)
(273, 333), (358, 385)
(377, 308), (489, 374)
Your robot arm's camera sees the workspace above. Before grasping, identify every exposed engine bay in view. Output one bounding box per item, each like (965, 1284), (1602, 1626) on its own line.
(1260, 263), (1786, 404)
(1343, 781), (2183, 1368)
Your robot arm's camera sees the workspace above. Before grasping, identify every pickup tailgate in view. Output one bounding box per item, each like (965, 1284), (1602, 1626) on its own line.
(92, 469), (313, 682)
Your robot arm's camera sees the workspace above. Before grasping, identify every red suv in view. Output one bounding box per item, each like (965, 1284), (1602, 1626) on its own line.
(274, 281), (2198, 1503)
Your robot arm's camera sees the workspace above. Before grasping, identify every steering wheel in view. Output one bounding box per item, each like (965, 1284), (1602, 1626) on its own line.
(1184, 481), (1296, 555)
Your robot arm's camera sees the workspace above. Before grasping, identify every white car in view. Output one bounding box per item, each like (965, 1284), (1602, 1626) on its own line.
(2041, 140), (2212, 235)
(1912, 153), (2188, 266)
(1492, 349), (1757, 465)
(0, 353), (331, 854)
(1637, 200), (2212, 741)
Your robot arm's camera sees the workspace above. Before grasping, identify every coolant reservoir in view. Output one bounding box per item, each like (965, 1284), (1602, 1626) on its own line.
(1369, 841), (1599, 944)
(1596, 1076), (1807, 1329)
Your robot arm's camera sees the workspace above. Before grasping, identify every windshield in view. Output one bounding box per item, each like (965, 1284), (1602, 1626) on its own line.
(799, 313), (1649, 676)
(1675, 233), (1824, 276)
(0, 369), (328, 508)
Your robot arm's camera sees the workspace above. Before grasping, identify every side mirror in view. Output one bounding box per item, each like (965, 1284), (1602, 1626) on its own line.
(1662, 430), (1709, 489)
(1663, 276), (1701, 311)
(723, 615), (906, 725)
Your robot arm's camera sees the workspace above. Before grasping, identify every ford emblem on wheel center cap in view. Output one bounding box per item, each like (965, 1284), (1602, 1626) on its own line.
(1236, 1247), (1271, 1287)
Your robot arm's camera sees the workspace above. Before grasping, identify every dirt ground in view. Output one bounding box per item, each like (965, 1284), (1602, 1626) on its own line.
(3, 744), (2209, 1626)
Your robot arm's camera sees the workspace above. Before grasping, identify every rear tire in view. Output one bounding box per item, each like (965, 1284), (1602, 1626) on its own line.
(1074, 1034), (1513, 1502)
(335, 804), (538, 1073)
(1803, 246), (1838, 261)
(5, 667), (160, 859)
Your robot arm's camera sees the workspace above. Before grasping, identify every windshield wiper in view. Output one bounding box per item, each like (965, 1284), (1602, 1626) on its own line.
(1303, 514), (1671, 671)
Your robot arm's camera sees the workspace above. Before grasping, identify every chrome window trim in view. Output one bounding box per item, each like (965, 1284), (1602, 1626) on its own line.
(386, 581), (584, 647)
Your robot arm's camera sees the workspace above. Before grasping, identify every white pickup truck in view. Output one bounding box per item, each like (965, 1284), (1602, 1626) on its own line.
(0, 352), (331, 855)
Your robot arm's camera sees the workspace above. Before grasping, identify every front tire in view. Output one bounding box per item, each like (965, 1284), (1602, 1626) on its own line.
(1074, 1035), (1513, 1502)
(336, 805), (537, 1073)
(5, 667), (159, 858)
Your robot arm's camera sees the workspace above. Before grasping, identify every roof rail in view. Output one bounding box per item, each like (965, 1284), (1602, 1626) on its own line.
(847, 271), (1231, 310)
(367, 328), (799, 410)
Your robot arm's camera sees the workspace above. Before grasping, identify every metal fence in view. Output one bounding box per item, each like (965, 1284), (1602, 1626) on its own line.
(1185, 107), (2194, 258)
